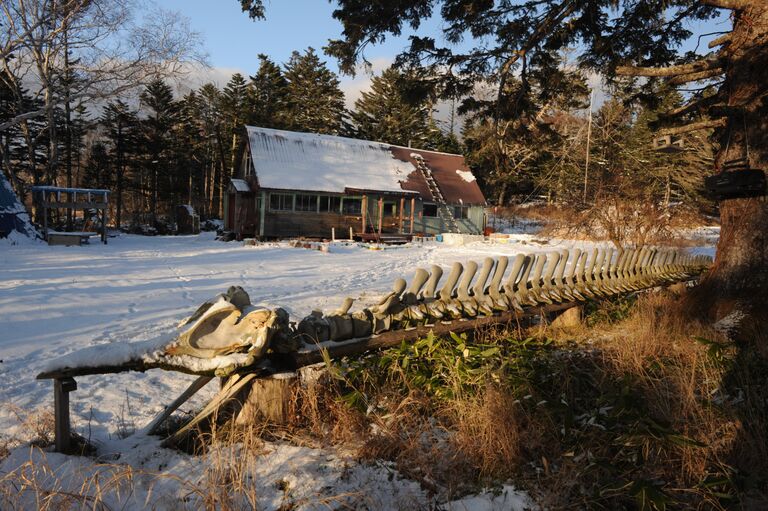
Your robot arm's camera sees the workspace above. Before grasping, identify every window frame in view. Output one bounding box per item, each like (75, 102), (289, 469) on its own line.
(269, 192), (294, 212)
(341, 197), (363, 215)
(453, 205), (469, 220)
(319, 195), (342, 214)
(295, 193), (319, 212)
(422, 203), (438, 217)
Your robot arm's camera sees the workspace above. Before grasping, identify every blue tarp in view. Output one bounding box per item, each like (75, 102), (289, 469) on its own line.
(0, 172), (38, 240)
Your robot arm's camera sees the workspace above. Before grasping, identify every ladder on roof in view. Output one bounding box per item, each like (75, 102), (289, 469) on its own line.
(412, 154), (460, 233)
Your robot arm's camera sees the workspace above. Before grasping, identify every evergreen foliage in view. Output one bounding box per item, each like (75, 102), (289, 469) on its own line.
(349, 67), (430, 147)
(283, 48), (346, 135)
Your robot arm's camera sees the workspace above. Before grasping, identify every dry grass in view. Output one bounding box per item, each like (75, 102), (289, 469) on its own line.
(3, 290), (765, 509)
(502, 199), (715, 246)
(282, 290), (765, 508)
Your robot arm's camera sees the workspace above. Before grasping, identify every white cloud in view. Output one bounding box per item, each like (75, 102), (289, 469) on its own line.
(171, 63), (248, 96)
(338, 57), (393, 109)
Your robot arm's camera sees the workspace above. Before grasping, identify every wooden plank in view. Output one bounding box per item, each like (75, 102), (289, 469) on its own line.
(162, 372), (258, 447)
(145, 376), (213, 435)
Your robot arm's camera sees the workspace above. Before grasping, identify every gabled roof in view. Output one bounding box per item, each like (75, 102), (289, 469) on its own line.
(243, 126), (485, 205)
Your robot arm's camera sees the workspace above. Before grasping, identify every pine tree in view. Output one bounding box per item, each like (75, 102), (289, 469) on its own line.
(140, 80), (178, 225)
(101, 100), (138, 228)
(350, 67), (430, 146)
(221, 73), (250, 178)
(283, 48), (346, 135)
(248, 54), (289, 129)
(197, 83), (228, 218)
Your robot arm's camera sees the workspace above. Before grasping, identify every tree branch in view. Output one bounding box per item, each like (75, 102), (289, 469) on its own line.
(661, 94), (721, 119)
(658, 118), (727, 137)
(708, 33), (732, 49)
(668, 67), (724, 85)
(616, 56), (724, 78)
(701, 0), (751, 10)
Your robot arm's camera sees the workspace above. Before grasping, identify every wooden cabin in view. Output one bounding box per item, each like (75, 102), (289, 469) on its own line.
(225, 126), (486, 239)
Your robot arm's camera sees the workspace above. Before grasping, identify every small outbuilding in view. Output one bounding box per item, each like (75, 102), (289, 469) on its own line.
(225, 126), (486, 239)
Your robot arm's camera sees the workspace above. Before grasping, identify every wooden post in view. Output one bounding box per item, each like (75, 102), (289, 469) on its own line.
(102, 206), (108, 244)
(145, 376), (213, 435)
(399, 197), (405, 233)
(361, 195), (367, 234)
(349, 226), (353, 240)
(550, 305), (583, 328)
(409, 197), (415, 234)
(53, 377), (77, 452)
(42, 194), (48, 241)
(236, 372), (297, 425)
(377, 197), (384, 236)
(258, 190), (266, 238)
(331, 227), (336, 242)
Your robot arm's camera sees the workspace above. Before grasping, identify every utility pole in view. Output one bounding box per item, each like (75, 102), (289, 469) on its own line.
(583, 89), (594, 204)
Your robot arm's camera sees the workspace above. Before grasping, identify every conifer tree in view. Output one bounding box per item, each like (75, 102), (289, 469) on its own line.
(222, 73), (250, 176)
(101, 100), (138, 228)
(283, 48), (346, 135)
(350, 67), (430, 146)
(140, 80), (178, 224)
(248, 54), (289, 129)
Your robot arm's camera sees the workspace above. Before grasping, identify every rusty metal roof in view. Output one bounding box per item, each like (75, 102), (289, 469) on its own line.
(391, 147), (486, 205)
(242, 126), (485, 205)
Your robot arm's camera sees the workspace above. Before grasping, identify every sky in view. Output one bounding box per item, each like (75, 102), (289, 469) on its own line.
(152, 1), (730, 108)
(154, 0), (448, 105)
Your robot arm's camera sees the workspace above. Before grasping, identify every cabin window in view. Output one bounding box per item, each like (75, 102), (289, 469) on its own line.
(422, 203), (438, 217)
(319, 195), (341, 213)
(342, 198), (362, 215)
(383, 202), (397, 217)
(269, 193), (293, 211)
(243, 151), (253, 177)
(295, 194), (318, 212)
(453, 205), (469, 219)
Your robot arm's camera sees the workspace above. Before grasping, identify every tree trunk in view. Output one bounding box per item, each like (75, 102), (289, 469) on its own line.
(116, 123), (123, 229)
(698, 3), (768, 319)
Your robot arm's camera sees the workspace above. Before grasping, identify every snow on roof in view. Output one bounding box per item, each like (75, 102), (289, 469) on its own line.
(456, 169), (476, 183)
(246, 126), (416, 194)
(230, 179), (250, 192)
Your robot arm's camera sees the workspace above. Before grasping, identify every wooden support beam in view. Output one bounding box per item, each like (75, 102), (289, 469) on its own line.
(409, 197), (415, 234)
(53, 377), (77, 453)
(399, 197), (405, 233)
(377, 197), (384, 236)
(361, 195), (367, 234)
(145, 376), (213, 435)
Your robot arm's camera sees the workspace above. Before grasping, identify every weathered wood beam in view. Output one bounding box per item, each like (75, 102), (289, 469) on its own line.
(658, 118), (727, 137)
(53, 377), (77, 453)
(38, 360), (225, 381)
(145, 376), (213, 435)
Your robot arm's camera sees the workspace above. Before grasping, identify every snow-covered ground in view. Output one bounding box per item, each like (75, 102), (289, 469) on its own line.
(0, 230), (718, 509)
